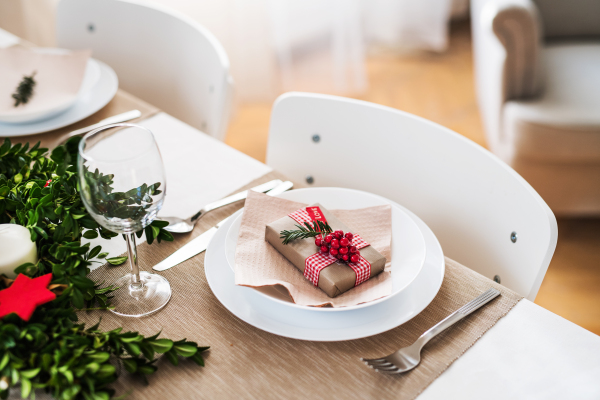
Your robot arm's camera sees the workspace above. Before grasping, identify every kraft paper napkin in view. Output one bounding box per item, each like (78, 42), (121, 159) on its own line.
(0, 47), (90, 118)
(234, 191), (393, 307)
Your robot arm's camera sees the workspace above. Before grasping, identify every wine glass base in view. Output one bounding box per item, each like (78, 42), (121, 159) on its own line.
(108, 271), (172, 317)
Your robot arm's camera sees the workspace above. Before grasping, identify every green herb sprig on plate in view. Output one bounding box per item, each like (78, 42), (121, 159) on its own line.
(12, 71), (36, 107)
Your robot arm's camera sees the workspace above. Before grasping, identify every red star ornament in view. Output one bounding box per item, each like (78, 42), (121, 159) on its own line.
(0, 273), (56, 321)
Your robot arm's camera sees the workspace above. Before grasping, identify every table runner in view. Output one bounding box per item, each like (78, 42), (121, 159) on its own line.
(78, 173), (523, 400)
(2, 89), (159, 148)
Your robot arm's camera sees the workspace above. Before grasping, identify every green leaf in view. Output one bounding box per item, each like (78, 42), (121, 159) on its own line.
(14, 263), (38, 277)
(119, 333), (143, 343)
(122, 358), (137, 373)
(61, 385), (81, 399)
(19, 368), (40, 379)
(148, 339), (173, 353)
(97, 252), (109, 259)
(124, 343), (141, 357)
(83, 230), (98, 239)
(137, 365), (157, 375)
(88, 245), (102, 259)
(0, 353), (9, 370)
(165, 350), (179, 366)
(173, 343), (198, 358)
(190, 351), (205, 367)
(96, 364), (116, 378)
(86, 362), (100, 373)
(136, 345), (152, 362)
(87, 352), (110, 363)
(50, 145), (65, 163)
(0, 138), (10, 156)
(20, 377), (32, 398)
(92, 392), (110, 400)
(72, 288), (85, 309)
(71, 275), (95, 290)
(106, 256), (127, 266)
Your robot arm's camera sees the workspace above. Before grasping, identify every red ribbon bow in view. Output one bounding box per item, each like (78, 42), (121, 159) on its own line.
(288, 206), (371, 287)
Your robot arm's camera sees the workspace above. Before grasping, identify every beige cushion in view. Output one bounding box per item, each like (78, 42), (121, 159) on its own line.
(533, 0), (600, 39)
(503, 43), (600, 163)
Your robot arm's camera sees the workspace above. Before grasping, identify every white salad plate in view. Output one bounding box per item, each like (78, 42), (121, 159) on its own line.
(204, 189), (445, 341)
(224, 187), (427, 312)
(0, 53), (118, 136)
(0, 48), (102, 124)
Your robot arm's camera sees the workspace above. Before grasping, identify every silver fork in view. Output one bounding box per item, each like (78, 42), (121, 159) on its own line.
(362, 288), (501, 374)
(157, 179), (282, 233)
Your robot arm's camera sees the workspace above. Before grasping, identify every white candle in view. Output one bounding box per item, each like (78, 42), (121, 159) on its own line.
(0, 224), (38, 278)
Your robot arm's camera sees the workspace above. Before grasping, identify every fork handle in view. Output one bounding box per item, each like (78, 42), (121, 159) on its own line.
(189, 179), (282, 222)
(415, 288), (501, 348)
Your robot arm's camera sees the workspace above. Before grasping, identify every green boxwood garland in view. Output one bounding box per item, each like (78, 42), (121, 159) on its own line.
(0, 138), (208, 400)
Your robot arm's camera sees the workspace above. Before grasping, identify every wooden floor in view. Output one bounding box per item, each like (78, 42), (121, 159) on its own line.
(225, 21), (600, 335)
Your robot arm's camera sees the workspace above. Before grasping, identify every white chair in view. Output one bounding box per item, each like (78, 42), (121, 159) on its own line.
(56, 0), (233, 141)
(267, 92), (558, 300)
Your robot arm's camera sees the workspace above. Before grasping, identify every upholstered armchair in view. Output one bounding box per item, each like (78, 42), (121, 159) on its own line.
(471, 0), (600, 215)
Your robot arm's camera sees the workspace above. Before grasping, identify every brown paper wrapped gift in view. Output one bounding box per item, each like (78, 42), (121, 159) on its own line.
(265, 203), (387, 298)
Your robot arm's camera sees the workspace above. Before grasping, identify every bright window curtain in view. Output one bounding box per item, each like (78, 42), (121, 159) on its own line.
(0, 0), (59, 46)
(363, 0), (454, 52)
(1, 0), (456, 102)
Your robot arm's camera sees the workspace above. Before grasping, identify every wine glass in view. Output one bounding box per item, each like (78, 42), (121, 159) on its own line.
(77, 123), (171, 317)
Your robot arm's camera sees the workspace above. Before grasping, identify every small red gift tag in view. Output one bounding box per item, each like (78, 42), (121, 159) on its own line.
(305, 206), (327, 224)
(0, 273), (56, 321)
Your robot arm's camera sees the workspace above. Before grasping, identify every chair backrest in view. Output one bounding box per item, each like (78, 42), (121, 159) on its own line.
(267, 93), (558, 300)
(56, 0), (233, 140)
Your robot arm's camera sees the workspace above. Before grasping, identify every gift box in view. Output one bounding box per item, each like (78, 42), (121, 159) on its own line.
(265, 203), (387, 298)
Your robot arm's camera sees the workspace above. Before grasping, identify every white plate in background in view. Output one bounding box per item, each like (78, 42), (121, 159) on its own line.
(0, 57), (117, 136)
(0, 48), (101, 124)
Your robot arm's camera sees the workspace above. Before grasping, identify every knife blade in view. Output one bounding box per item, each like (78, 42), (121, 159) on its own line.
(56, 110), (143, 147)
(152, 180), (293, 271)
(69, 110), (142, 137)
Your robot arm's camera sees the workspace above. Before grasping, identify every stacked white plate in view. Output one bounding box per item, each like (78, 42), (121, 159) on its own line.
(204, 187), (445, 341)
(0, 48), (118, 136)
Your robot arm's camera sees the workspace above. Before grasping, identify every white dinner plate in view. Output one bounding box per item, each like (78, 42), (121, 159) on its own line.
(0, 58), (118, 136)
(0, 48), (101, 124)
(205, 194), (445, 341)
(224, 187), (427, 312)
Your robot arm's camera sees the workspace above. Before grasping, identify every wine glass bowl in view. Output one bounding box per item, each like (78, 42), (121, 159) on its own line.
(79, 125), (165, 234)
(78, 123), (171, 317)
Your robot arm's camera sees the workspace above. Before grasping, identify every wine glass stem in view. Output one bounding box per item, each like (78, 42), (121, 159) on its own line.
(125, 233), (142, 288)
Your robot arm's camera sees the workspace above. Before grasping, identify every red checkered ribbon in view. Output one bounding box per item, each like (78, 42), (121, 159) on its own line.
(288, 207), (371, 287)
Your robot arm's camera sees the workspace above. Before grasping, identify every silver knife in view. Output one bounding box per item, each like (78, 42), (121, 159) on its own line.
(152, 181), (294, 271)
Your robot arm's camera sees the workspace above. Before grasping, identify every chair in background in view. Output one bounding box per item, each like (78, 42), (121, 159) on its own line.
(266, 92), (557, 300)
(471, 0), (600, 215)
(56, 0), (233, 141)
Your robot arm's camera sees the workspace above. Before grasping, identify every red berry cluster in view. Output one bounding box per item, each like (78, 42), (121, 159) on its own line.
(315, 230), (360, 263)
